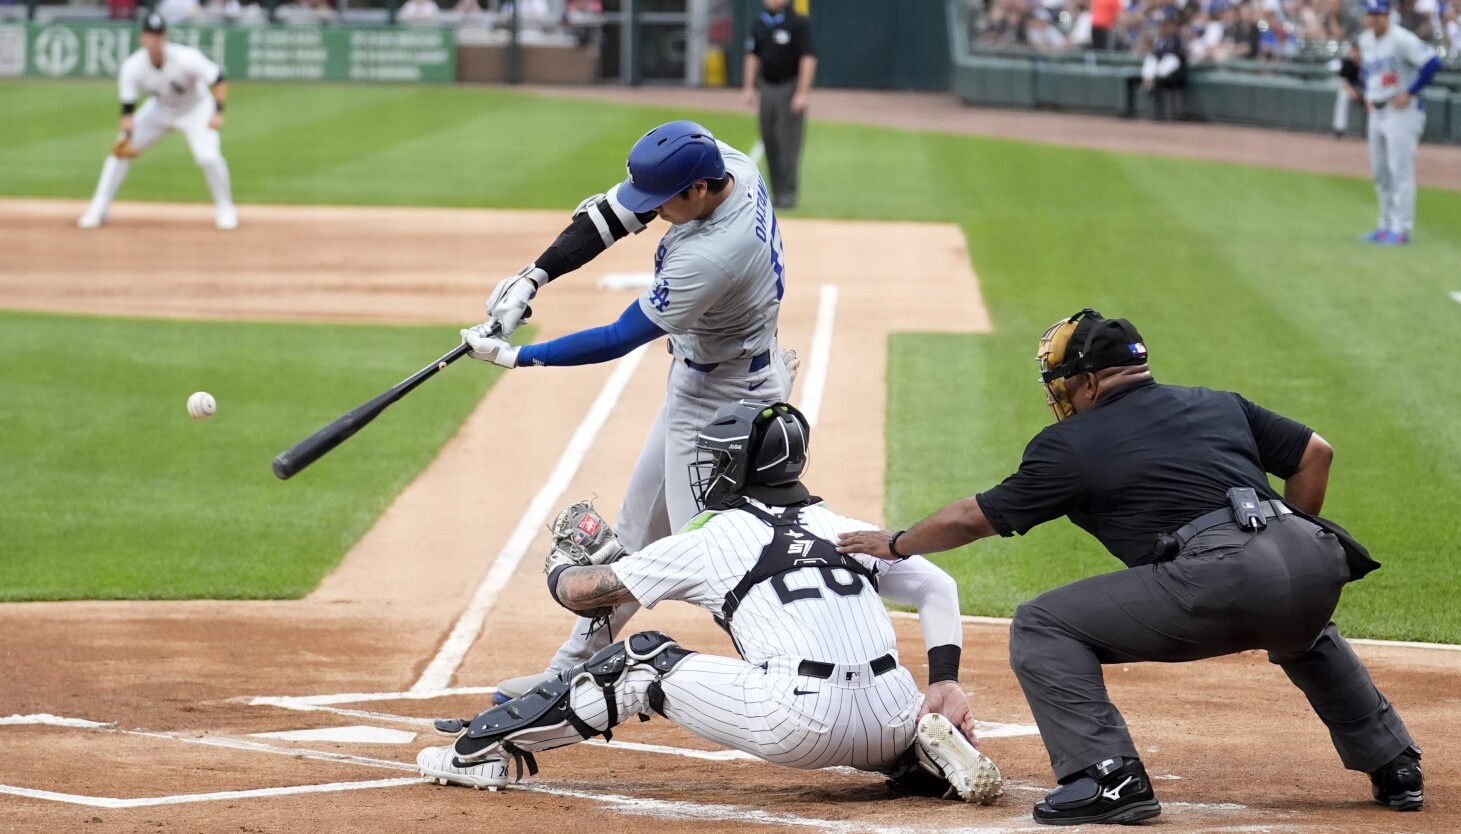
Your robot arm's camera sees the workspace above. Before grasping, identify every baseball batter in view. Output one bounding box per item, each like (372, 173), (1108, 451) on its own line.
(418, 401), (1002, 804)
(78, 14), (237, 231)
(460, 121), (794, 695)
(1357, 0), (1441, 245)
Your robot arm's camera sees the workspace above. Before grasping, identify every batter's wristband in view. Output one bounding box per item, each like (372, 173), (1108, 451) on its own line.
(214, 100), (224, 113)
(928, 644), (961, 685)
(887, 530), (911, 560)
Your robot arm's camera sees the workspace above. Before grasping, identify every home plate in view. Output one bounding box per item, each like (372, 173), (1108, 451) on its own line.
(250, 726), (417, 744)
(597, 272), (655, 290)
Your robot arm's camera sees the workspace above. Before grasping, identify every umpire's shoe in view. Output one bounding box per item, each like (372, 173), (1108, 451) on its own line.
(1370, 744), (1424, 811)
(1033, 756), (1160, 826)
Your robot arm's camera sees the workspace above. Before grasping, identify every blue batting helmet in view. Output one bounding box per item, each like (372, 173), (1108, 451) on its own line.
(617, 121), (726, 213)
(1364, 0), (1388, 13)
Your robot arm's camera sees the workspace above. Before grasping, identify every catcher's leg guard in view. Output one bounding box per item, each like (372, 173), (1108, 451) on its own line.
(452, 631), (695, 779)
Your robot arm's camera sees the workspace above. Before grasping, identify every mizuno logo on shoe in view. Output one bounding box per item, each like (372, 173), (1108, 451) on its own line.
(1101, 776), (1135, 802)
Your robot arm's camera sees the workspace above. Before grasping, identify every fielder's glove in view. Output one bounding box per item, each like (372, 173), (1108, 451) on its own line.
(110, 132), (139, 159)
(545, 501), (625, 623)
(484, 265), (543, 338)
(460, 323), (519, 368)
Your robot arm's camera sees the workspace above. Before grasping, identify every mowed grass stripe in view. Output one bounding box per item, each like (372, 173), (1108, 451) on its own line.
(0, 312), (517, 600)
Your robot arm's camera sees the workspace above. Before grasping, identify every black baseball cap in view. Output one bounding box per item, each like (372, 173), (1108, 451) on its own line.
(1066, 313), (1148, 374)
(141, 13), (167, 33)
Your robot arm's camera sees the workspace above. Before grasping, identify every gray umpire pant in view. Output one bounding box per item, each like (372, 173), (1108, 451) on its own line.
(1009, 516), (1415, 781)
(758, 78), (806, 206)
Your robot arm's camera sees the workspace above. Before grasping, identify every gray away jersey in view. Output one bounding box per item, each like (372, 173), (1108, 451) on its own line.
(1359, 23), (1436, 104)
(119, 43), (221, 115)
(637, 141), (786, 365)
(612, 501), (962, 666)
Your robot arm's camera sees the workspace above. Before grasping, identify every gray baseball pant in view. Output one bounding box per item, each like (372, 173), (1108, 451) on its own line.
(758, 79), (806, 206)
(1367, 102), (1426, 235)
(1008, 516), (1415, 781)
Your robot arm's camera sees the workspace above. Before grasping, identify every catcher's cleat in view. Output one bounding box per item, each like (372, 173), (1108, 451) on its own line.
(1370, 744), (1423, 811)
(416, 745), (509, 791)
(1033, 757), (1160, 826)
(913, 713), (1003, 805)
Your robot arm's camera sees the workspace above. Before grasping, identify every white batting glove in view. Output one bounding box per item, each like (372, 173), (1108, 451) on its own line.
(780, 347), (801, 385)
(485, 265), (544, 338)
(460, 323), (520, 368)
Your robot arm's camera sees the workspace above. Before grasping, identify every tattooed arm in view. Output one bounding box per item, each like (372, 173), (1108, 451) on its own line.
(551, 565), (638, 613)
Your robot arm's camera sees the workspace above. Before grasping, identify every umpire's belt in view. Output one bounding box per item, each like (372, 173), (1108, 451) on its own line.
(1161, 500), (1293, 556)
(681, 349), (772, 374)
(797, 653), (897, 680)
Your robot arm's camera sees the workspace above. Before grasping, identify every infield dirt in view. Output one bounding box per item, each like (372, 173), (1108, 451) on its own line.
(0, 193), (1455, 834)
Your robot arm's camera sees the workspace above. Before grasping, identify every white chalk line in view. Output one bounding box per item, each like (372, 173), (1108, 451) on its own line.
(249, 686), (495, 708)
(0, 778), (421, 809)
(749, 140), (765, 166)
(799, 284), (838, 428)
(1451, 290), (1461, 305)
(0, 714), (111, 728)
(411, 344), (650, 693)
(885, 611), (1461, 652)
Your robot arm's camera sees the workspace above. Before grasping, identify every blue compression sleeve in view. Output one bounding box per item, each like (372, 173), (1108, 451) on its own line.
(1408, 56), (1442, 95)
(516, 299), (665, 367)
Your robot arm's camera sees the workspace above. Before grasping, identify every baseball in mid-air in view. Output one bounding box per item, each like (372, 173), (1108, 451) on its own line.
(187, 391), (217, 420)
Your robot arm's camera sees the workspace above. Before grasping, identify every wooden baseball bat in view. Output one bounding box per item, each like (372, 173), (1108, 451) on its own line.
(272, 342), (473, 480)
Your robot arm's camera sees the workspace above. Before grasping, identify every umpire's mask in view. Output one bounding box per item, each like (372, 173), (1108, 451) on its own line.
(689, 400), (811, 511)
(1037, 309), (1148, 421)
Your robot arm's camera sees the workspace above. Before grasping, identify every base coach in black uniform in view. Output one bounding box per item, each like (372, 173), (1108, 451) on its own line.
(839, 309), (1423, 825)
(742, 0), (816, 209)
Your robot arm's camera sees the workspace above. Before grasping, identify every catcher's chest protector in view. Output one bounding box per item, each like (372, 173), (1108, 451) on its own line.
(717, 501), (878, 634)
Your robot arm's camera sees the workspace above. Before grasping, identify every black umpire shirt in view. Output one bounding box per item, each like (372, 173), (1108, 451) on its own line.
(976, 380), (1313, 567)
(748, 9), (815, 84)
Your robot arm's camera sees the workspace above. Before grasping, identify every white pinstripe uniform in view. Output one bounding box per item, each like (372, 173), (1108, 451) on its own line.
(557, 499), (962, 772)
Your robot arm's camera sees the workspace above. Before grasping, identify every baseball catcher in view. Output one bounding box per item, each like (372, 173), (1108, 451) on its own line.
(418, 401), (1002, 805)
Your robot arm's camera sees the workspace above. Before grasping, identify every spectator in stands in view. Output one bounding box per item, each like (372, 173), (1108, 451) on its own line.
(1068, 0), (1095, 46)
(1257, 11), (1300, 59)
(452, 0), (486, 22)
(1123, 12), (1189, 117)
(501, 0), (551, 22)
(155, 0), (199, 23)
(1225, 1), (1263, 56)
(1091, 0), (1122, 47)
(399, 0), (441, 23)
(1186, 0), (1228, 60)
(1028, 8), (1072, 48)
(1446, 3), (1461, 50)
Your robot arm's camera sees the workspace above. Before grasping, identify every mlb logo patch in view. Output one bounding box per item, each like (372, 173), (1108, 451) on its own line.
(577, 515), (601, 536)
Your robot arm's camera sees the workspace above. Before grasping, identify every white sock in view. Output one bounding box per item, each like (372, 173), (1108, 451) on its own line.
(200, 157), (234, 212)
(87, 156), (132, 217)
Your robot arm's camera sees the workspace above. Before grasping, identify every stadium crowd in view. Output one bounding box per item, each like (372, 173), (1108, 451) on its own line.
(973, 0), (1459, 63)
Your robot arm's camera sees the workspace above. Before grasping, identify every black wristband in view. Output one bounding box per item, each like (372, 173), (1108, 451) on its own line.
(120, 102), (136, 115)
(887, 530), (910, 560)
(546, 563), (573, 609)
(927, 644), (961, 685)
(214, 100), (224, 113)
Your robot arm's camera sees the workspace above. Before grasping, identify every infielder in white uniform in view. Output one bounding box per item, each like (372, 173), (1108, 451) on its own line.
(418, 401), (1002, 804)
(78, 14), (238, 231)
(1356, 0), (1441, 246)
(460, 121), (794, 697)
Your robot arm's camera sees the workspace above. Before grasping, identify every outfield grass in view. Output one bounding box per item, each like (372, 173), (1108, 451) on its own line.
(0, 312), (518, 600)
(3, 81), (1458, 639)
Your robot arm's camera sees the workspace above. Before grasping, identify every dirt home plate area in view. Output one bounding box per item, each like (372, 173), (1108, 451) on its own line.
(1, 197), (1456, 834)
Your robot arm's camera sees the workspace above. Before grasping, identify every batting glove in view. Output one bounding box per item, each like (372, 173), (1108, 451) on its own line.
(461, 324), (519, 368)
(485, 265), (543, 338)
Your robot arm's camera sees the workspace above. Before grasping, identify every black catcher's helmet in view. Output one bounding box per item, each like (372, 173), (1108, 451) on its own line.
(689, 400), (811, 511)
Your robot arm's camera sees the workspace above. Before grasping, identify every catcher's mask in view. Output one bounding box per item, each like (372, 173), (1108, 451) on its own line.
(1037, 308), (1148, 421)
(689, 400), (811, 511)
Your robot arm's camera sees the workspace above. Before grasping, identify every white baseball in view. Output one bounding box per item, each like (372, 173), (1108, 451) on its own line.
(187, 391), (217, 420)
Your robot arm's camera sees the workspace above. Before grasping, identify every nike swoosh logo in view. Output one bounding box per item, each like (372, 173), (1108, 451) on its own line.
(749, 380), (766, 391)
(792, 688), (817, 696)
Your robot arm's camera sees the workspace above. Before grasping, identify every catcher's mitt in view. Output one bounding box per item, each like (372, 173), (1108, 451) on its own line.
(545, 500), (625, 573)
(111, 133), (139, 159)
(545, 500), (625, 625)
